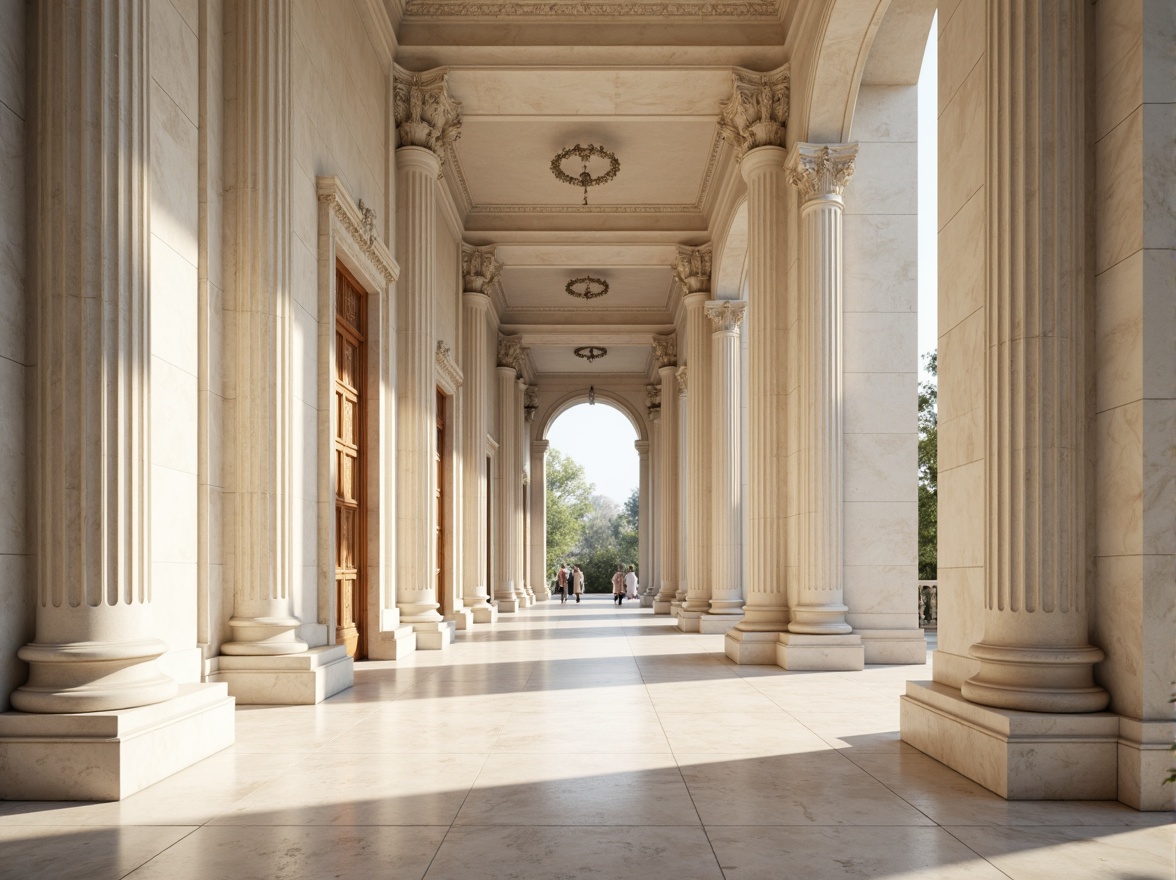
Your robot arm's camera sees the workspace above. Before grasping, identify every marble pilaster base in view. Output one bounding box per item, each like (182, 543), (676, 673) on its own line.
(857, 629), (928, 664)
(676, 610), (702, 632)
(670, 600), (683, 619)
(0, 683), (234, 801)
(412, 620), (456, 650)
(724, 629), (783, 664)
(652, 600), (673, 614)
(450, 609), (473, 631)
(777, 632), (864, 670)
(640, 595), (655, 608)
(497, 598), (519, 613)
(900, 681), (1118, 800)
(1117, 718), (1176, 810)
(471, 604), (499, 625)
(699, 614), (743, 634)
(212, 645), (353, 704)
(367, 624), (418, 660)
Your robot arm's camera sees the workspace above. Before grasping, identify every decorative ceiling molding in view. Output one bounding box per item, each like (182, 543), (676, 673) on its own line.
(316, 176), (400, 285)
(405, 1), (779, 16)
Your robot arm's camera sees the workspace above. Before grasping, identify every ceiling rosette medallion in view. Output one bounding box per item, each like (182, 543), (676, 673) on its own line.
(565, 275), (609, 300)
(394, 64), (462, 162)
(551, 143), (621, 205)
(718, 65), (790, 162)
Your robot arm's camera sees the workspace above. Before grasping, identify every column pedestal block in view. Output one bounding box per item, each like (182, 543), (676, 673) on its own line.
(449, 609), (473, 631)
(0, 683), (234, 801)
(212, 645), (353, 704)
(471, 605), (499, 625)
(900, 681), (1118, 800)
(652, 600), (673, 615)
(1117, 718), (1176, 811)
(670, 601), (683, 619)
(724, 629), (783, 665)
(777, 633), (863, 671)
(676, 610), (702, 632)
(497, 599), (519, 613)
(699, 614), (743, 635)
(412, 620), (456, 650)
(857, 629), (928, 665)
(368, 625), (418, 660)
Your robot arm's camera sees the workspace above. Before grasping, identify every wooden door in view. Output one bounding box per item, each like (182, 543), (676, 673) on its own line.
(436, 389), (448, 614)
(335, 265), (365, 658)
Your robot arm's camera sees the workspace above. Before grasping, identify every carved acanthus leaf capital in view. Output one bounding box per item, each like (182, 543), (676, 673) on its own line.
(497, 335), (528, 376)
(676, 365), (688, 394)
(524, 385), (539, 420)
(646, 384), (662, 418)
(394, 64), (462, 161)
(785, 142), (859, 202)
(652, 333), (678, 369)
(462, 244), (502, 294)
(718, 65), (790, 163)
(672, 244), (712, 295)
(705, 300), (747, 332)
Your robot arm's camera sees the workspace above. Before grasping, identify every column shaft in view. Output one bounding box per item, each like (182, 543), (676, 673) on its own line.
(395, 147), (442, 624)
(461, 294), (493, 616)
(681, 293), (713, 619)
(961, 0), (1107, 713)
(15, 0), (176, 712)
(514, 378), (532, 604)
(222, 0), (307, 655)
(707, 302), (746, 616)
(675, 371), (689, 607)
(654, 364), (679, 610)
(495, 364), (520, 610)
(530, 441), (550, 600)
(636, 440), (652, 597)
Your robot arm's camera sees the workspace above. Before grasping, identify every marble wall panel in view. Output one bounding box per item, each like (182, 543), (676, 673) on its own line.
(938, 60), (985, 231)
(844, 433), (917, 503)
(150, 81), (199, 267)
(151, 358), (200, 476)
(843, 214), (918, 314)
(844, 372), (916, 435)
(937, 0), (984, 118)
(1095, 402), (1144, 559)
(0, 355), (26, 557)
(152, 466), (199, 565)
(0, 554), (31, 712)
(853, 85), (918, 141)
(1142, 401), (1176, 557)
(843, 142), (917, 216)
(1095, 31), (1142, 143)
(1091, 553), (1144, 720)
(1142, 103), (1176, 251)
(933, 565), (984, 686)
(150, 239), (200, 377)
(1095, 107), (1144, 276)
(0, 0), (24, 121)
(1143, 0), (1176, 103)
(436, 215), (459, 349)
(1094, 250), (1143, 414)
(936, 188), (984, 333)
(0, 100), (24, 367)
(152, 560), (199, 680)
(936, 307), (983, 426)
(937, 459), (983, 570)
(151, 0), (198, 124)
(292, 300), (317, 407)
(1139, 554), (1176, 717)
(938, 408), (982, 474)
(1142, 249), (1176, 400)
(843, 564), (918, 613)
(843, 502), (916, 567)
(843, 312), (916, 374)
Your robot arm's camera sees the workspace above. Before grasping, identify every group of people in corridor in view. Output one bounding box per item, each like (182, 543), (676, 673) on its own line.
(553, 563), (640, 605)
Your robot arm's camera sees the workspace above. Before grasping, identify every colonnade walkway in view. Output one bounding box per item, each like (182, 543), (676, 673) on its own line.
(1, 596), (1171, 879)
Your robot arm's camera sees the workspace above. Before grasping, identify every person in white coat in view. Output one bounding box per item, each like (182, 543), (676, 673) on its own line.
(624, 565), (638, 600)
(572, 565), (584, 603)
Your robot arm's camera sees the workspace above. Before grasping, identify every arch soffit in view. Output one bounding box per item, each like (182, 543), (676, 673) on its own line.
(536, 390), (649, 445)
(712, 196), (750, 301)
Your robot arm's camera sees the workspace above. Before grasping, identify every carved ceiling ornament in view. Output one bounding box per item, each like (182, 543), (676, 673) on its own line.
(705, 300), (747, 332)
(672, 244), (713, 295)
(652, 333), (678, 369)
(393, 64), (462, 161)
(406, 2), (779, 16)
(785, 142), (859, 202)
(462, 244), (502, 294)
(718, 65), (790, 163)
(497, 335), (529, 376)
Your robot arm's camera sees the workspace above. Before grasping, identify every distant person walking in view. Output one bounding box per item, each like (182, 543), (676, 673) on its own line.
(557, 563), (569, 604)
(624, 565), (638, 600)
(612, 566), (624, 605)
(572, 565), (584, 603)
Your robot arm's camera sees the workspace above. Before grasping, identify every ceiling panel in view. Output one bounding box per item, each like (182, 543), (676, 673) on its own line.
(500, 266), (674, 312)
(526, 343), (652, 375)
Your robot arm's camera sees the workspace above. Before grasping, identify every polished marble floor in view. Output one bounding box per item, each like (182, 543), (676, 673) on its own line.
(1, 596), (1172, 880)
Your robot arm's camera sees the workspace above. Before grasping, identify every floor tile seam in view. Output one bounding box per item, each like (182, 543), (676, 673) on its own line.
(114, 823), (203, 880)
(835, 745), (951, 830)
(937, 824), (1018, 880)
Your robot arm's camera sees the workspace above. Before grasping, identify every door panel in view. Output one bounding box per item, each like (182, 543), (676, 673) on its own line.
(335, 266), (365, 658)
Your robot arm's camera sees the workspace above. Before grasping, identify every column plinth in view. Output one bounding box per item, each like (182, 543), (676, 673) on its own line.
(652, 344), (679, 613)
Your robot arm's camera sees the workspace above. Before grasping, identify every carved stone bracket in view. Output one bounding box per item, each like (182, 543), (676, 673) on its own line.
(462, 244), (502, 294)
(436, 340), (464, 389)
(705, 300), (747, 332)
(317, 176), (400, 285)
(672, 244), (713, 295)
(785, 143), (859, 203)
(718, 65), (790, 163)
(652, 333), (678, 368)
(497, 335), (529, 377)
(394, 64), (462, 162)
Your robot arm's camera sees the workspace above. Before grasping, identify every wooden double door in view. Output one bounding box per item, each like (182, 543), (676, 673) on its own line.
(335, 265), (365, 658)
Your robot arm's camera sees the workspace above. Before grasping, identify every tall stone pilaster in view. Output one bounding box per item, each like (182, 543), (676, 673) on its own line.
(727, 146), (792, 663)
(494, 337), (527, 612)
(960, 2), (1106, 715)
(778, 143), (863, 671)
(460, 247), (499, 624)
(675, 246), (714, 632)
(702, 301), (746, 631)
(0, 0), (234, 800)
(530, 439), (550, 600)
(674, 367), (689, 613)
(393, 64), (461, 649)
(653, 336), (679, 613)
(636, 439), (652, 601)
(641, 384), (660, 606)
(517, 377), (535, 605)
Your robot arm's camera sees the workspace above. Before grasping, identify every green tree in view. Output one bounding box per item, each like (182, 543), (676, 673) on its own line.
(612, 488), (639, 571)
(918, 351), (938, 580)
(545, 448), (593, 579)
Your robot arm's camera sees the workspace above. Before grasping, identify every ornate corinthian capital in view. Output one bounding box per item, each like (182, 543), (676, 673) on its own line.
(462, 244), (501, 294)
(497, 335), (528, 376)
(394, 64), (462, 160)
(646, 384), (662, 417)
(718, 65), (790, 162)
(705, 300), (747, 332)
(672, 244), (713, 295)
(652, 333), (678, 368)
(785, 143), (859, 202)
(676, 366), (688, 394)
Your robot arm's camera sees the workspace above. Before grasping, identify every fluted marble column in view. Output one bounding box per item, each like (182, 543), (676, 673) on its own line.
(641, 387), (660, 606)
(676, 246), (714, 632)
(636, 439), (652, 600)
(494, 338), (527, 612)
(392, 65), (460, 648)
(530, 439), (550, 600)
(703, 301), (746, 629)
(653, 337), (679, 613)
(12, 0), (176, 713)
(460, 247), (498, 623)
(961, 1), (1107, 714)
(222, 0), (308, 657)
(518, 377), (535, 605)
(778, 143), (863, 670)
(673, 367), (689, 613)
(727, 145), (792, 662)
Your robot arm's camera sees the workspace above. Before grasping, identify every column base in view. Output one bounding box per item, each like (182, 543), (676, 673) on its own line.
(368, 625), (418, 660)
(1117, 718), (1176, 811)
(900, 680), (1118, 800)
(211, 645), (353, 704)
(471, 604), (499, 625)
(699, 613), (743, 634)
(449, 609), (473, 631)
(676, 610), (702, 632)
(640, 595), (655, 608)
(670, 600), (683, 619)
(652, 600), (673, 614)
(856, 628), (928, 664)
(777, 632), (864, 670)
(0, 683), (234, 801)
(412, 620), (456, 650)
(496, 598), (519, 613)
(724, 629), (784, 664)
(535, 588), (552, 601)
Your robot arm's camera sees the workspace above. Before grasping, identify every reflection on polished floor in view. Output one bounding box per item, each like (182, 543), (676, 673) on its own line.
(0, 596), (1171, 880)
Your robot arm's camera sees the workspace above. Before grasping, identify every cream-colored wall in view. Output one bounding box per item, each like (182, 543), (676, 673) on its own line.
(842, 84), (920, 634)
(435, 215), (459, 351)
(933, 0), (986, 688)
(0, 0), (31, 711)
(1089, 0), (1176, 726)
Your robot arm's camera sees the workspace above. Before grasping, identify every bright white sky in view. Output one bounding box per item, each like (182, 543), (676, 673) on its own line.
(548, 20), (938, 503)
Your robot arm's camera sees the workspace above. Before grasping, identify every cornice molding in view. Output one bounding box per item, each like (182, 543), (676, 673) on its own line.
(316, 176), (400, 285)
(405, 1), (779, 16)
(436, 340), (465, 390)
